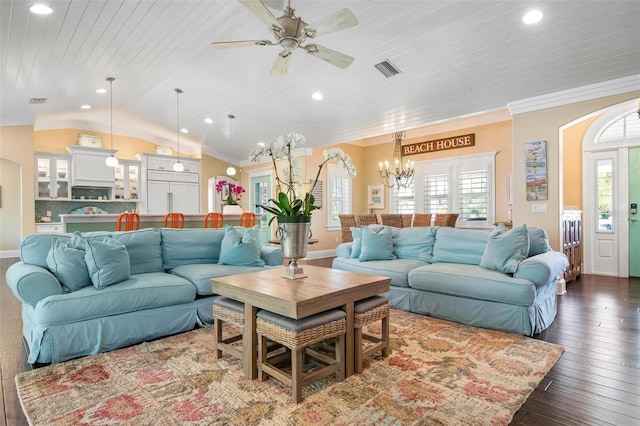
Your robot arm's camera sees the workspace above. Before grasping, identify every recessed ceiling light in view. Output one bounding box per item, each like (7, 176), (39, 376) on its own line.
(80, 105), (91, 109)
(312, 92), (323, 101)
(523, 10), (543, 25)
(180, 128), (188, 134)
(204, 118), (213, 124)
(30, 4), (53, 15)
(96, 88), (107, 94)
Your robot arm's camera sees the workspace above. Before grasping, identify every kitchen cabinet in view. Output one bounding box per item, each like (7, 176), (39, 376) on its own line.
(114, 160), (140, 201)
(147, 181), (199, 214)
(140, 154), (200, 214)
(35, 153), (71, 200)
(35, 223), (65, 234)
(67, 146), (115, 187)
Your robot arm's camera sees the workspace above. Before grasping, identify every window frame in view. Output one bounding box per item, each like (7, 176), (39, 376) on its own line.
(326, 162), (353, 230)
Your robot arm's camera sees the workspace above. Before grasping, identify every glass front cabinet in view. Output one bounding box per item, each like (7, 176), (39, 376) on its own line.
(114, 160), (140, 201)
(35, 153), (71, 200)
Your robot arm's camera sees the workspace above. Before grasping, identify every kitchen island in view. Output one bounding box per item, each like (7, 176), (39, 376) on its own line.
(60, 213), (260, 233)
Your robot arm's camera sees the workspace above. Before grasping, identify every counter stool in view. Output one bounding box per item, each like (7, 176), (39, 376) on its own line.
(354, 295), (390, 374)
(257, 309), (346, 403)
(213, 297), (245, 361)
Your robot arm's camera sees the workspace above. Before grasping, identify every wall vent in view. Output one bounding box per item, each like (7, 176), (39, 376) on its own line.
(374, 60), (402, 78)
(29, 97), (48, 104)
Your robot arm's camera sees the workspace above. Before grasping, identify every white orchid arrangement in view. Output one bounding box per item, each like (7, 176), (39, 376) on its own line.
(249, 132), (357, 223)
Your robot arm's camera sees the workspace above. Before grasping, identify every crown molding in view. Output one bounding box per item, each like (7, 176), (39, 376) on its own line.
(508, 74), (640, 115)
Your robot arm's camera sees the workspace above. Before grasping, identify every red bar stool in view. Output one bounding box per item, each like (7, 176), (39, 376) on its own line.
(163, 212), (185, 228)
(204, 212), (224, 228)
(116, 212), (140, 231)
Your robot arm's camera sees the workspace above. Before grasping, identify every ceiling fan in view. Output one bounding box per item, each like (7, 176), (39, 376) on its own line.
(211, 0), (359, 76)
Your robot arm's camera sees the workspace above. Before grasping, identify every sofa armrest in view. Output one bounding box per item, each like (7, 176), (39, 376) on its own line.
(6, 262), (63, 307)
(515, 251), (569, 287)
(261, 246), (284, 266)
(336, 243), (353, 258)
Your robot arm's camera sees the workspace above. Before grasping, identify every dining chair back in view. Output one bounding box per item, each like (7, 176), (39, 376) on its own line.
(204, 212), (224, 228)
(412, 213), (432, 227)
(338, 214), (356, 242)
(163, 212), (185, 228)
(116, 212), (140, 231)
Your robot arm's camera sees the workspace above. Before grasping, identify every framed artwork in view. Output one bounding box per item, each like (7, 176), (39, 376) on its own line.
(367, 184), (384, 209)
(524, 140), (548, 201)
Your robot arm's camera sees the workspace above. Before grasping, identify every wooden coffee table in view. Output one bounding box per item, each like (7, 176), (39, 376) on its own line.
(210, 265), (390, 379)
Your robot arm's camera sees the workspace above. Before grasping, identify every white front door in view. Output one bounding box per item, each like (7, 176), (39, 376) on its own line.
(585, 150), (619, 276)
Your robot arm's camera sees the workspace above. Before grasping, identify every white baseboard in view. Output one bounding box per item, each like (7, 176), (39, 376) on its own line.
(0, 250), (19, 259)
(305, 249), (336, 259)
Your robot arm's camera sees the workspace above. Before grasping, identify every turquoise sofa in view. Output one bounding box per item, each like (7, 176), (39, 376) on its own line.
(6, 227), (283, 364)
(332, 225), (568, 336)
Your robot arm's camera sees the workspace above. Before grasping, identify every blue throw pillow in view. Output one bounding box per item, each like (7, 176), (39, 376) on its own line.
(350, 227), (362, 258)
(479, 224), (529, 273)
(528, 227), (551, 256)
(84, 237), (131, 289)
(218, 225), (265, 267)
(359, 225), (396, 261)
(46, 238), (92, 292)
(392, 226), (435, 262)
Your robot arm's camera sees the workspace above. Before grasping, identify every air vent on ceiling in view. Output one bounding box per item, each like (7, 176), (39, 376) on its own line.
(374, 59), (402, 78)
(29, 98), (48, 104)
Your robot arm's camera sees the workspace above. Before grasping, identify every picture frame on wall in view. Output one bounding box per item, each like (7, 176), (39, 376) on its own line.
(367, 184), (384, 209)
(524, 140), (548, 201)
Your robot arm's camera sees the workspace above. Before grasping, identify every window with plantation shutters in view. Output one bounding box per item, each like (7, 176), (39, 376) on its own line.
(390, 152), (495, 228)
(391, 181), (415, 214)
(326, 163), (352, 229)
(458, 168), (487, 220)
(424, 173), (449, 214)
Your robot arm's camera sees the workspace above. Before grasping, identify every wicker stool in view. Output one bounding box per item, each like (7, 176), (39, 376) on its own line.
(354, 295), (390, 374)
(213, 297), (245, 361)
(257, 309), (346, 403)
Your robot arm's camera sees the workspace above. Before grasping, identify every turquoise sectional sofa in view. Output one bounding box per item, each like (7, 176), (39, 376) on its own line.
(6, 227), (283, 364)
(332, 224), (568, 336)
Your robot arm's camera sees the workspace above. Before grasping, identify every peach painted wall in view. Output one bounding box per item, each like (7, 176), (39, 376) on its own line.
(562, 115), (600, 210)
(0, 125), (36, 243)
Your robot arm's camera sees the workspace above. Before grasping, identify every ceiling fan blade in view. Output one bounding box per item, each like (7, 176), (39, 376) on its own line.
(239, 0), (284, 33)
(211, 40), (272, 49)
(304, 44), (354, 69)
(304, 8), (358, 38)
(270, 52), (291, 76)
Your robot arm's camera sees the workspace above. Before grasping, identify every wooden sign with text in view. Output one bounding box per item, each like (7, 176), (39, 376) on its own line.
(402, 133), (475, 156)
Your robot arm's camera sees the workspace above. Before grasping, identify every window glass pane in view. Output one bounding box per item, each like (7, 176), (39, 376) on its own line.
(327, 163), (352, 227)
(458, 169), (487, 220)
(596, 159), (613, 232)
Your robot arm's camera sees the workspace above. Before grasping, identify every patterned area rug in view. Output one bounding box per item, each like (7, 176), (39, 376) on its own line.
(16, 310), (563, 425)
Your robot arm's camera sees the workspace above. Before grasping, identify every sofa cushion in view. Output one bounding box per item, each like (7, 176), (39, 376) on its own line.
(171, 264), (282, 295)
(479, 224), (529, 273)
(161, 228), (225, 270)
(332, 257), (427, 288)
(46, 238), (91, 292)
(32, 272), (196, 326)
(218, 225), (265, 267)
(408, 263), (536, 306)
(359, 225), (396, 261)
(528, 227), (552, 256)
(392, 226), (435, 262)
(111, 228), (164, 274)
(431, 227), (491, 265)
(350, 227), (362, 258)
(84, 237), (131, 289)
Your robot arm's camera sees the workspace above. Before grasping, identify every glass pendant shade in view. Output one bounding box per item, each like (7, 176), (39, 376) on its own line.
(173, 161), (185, 172)
(105, 155), (119, 167)
(106, 77), (118, 167)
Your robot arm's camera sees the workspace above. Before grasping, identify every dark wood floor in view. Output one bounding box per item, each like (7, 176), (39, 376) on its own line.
(1, 256), (638, 425)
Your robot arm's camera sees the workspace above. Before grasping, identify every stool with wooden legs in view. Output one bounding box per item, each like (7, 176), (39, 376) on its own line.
(354, 295), (390, 374)
(213, 297), (245, 361)
(257, 309), (346, 403)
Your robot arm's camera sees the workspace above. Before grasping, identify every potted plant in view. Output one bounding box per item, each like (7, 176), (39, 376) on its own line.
(216, 180), (245, 214)
(249, 132), (356, 278)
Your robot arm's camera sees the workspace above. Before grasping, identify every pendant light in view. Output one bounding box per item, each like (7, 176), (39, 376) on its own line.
(226, 114), (237, 176)
(105, 77), (119, 167)
(173, 88), (185, 172)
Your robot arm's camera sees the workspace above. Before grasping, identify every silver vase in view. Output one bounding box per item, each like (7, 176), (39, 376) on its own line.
(277, 220), (311, 279)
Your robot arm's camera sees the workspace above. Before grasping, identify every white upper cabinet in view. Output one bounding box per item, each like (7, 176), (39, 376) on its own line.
(35, 153), (71, 200)
(67, 146), (115, 187)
